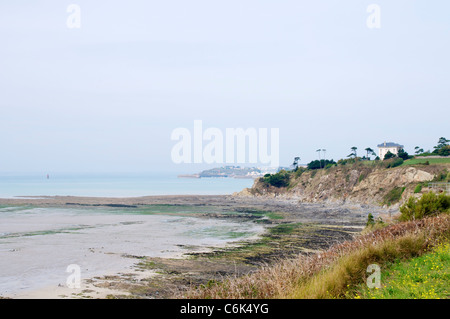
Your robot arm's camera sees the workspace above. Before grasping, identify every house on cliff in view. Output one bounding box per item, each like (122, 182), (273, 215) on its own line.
(377, 142), (404, 160)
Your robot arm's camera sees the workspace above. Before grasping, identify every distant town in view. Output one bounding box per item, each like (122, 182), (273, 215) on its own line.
(178, 166), (288, 179)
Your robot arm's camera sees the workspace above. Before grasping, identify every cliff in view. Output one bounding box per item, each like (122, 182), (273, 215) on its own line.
(235, 162), (450, 209)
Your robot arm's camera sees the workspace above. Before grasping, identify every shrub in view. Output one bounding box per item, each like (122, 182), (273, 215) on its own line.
(433, 169), (449, 182)
(366, 213), (375, 227)
(365, 213), (384, 229)
(293, 167), (306, 178)
(383, 157), (404, 168)
(263, 170), (290, 188)
(399, 191), (450, 221)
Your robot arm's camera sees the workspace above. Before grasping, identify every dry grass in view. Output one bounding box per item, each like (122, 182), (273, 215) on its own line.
(180, 214), (450, 299)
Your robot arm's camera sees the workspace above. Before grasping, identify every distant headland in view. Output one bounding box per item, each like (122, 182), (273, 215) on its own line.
(178, 166), (288, 179)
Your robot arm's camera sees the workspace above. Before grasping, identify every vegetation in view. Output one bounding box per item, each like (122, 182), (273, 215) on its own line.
(397, 148), (412, 160)
(307, 159), (336, 170)
(348, 147), (358, 158)
(413, 138), (450, 157)
(402, 158), (450, 166)
(365, 147), (376, 160)
(292, 157), (300, 170)
(383, 151), (395, 160)
(433, 137), (450, 156)
(366, 213), (385, 229)
(183, 214), (450, 299)
(354, 241), (450, 299)
(383, 157), (404, 168)
(399, 191), (450, 221)
(366, 213), (375, 226)
(433, 169), (450, 182)
(383, 186), (406, 206)
(228, 136), (450, 300)
(261, 136), (449, 189)
(415, 146), (424, 155)
(337, 157), (358, 166)
(261, 170), (290, 188)
(414, 184), (423, 193)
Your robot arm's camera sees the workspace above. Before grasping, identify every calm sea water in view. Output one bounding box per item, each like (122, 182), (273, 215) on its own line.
(0, 173), (255, 198)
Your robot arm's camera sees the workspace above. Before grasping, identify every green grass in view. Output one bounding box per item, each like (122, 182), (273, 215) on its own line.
(289, 233), (430, 299)
(414, 184), (423, 193)
(268, 223), (298, 235)
(265, 212), (284, 220)
(354, 241), (450, 299)
(402, 158), (450, 166)
(383, 187), (406, 206)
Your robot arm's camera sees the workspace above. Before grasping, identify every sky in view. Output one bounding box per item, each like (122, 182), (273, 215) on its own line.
(0, 1), (449, 174)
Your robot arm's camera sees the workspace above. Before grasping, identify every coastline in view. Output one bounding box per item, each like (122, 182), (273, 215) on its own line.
(0, 194), (391, 299)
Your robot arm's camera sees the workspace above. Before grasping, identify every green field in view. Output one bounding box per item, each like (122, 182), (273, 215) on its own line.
(402, 158), (450, 166)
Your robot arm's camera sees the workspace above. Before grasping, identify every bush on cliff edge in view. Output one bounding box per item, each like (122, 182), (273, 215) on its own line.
(399, 191), (450, 221)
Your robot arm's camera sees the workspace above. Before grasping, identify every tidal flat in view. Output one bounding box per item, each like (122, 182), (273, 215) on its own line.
(0, 195), (380, 299)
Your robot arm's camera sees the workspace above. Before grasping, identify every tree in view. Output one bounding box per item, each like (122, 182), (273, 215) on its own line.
(397, 148), (410, 160)
(348, 147), (357, 158)
(383, 151), (396, 160)
(414, 146), (424, 155)
(433, 137), (450, 156)
(292, 157), (300, 171)
(436, 137), (449, 148)
(365, 147), (376, 160)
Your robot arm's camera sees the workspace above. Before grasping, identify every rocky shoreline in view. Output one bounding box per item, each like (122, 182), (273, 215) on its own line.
(0, 194), (392, 224)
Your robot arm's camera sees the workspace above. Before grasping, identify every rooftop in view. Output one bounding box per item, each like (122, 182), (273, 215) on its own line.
(377, 142), (404, 148)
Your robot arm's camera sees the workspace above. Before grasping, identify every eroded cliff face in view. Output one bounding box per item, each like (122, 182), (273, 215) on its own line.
(236, 164), (449, 209)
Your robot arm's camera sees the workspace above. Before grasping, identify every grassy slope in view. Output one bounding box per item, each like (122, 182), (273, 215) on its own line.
(402, 158), (450, 166)
(354, 241), (449, 299)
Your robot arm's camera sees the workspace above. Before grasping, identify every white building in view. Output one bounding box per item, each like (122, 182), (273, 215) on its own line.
(377, 142), (404, 160)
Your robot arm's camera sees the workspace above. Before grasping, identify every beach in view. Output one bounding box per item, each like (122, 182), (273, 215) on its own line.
(0, 194), (381, 299)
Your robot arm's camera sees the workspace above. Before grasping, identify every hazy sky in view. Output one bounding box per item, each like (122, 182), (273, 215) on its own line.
(0, 1), (449, 174)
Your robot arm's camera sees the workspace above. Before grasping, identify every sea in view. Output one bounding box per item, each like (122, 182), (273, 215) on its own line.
(0, 173), (255, 198)
(0, 173), (260, 297)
